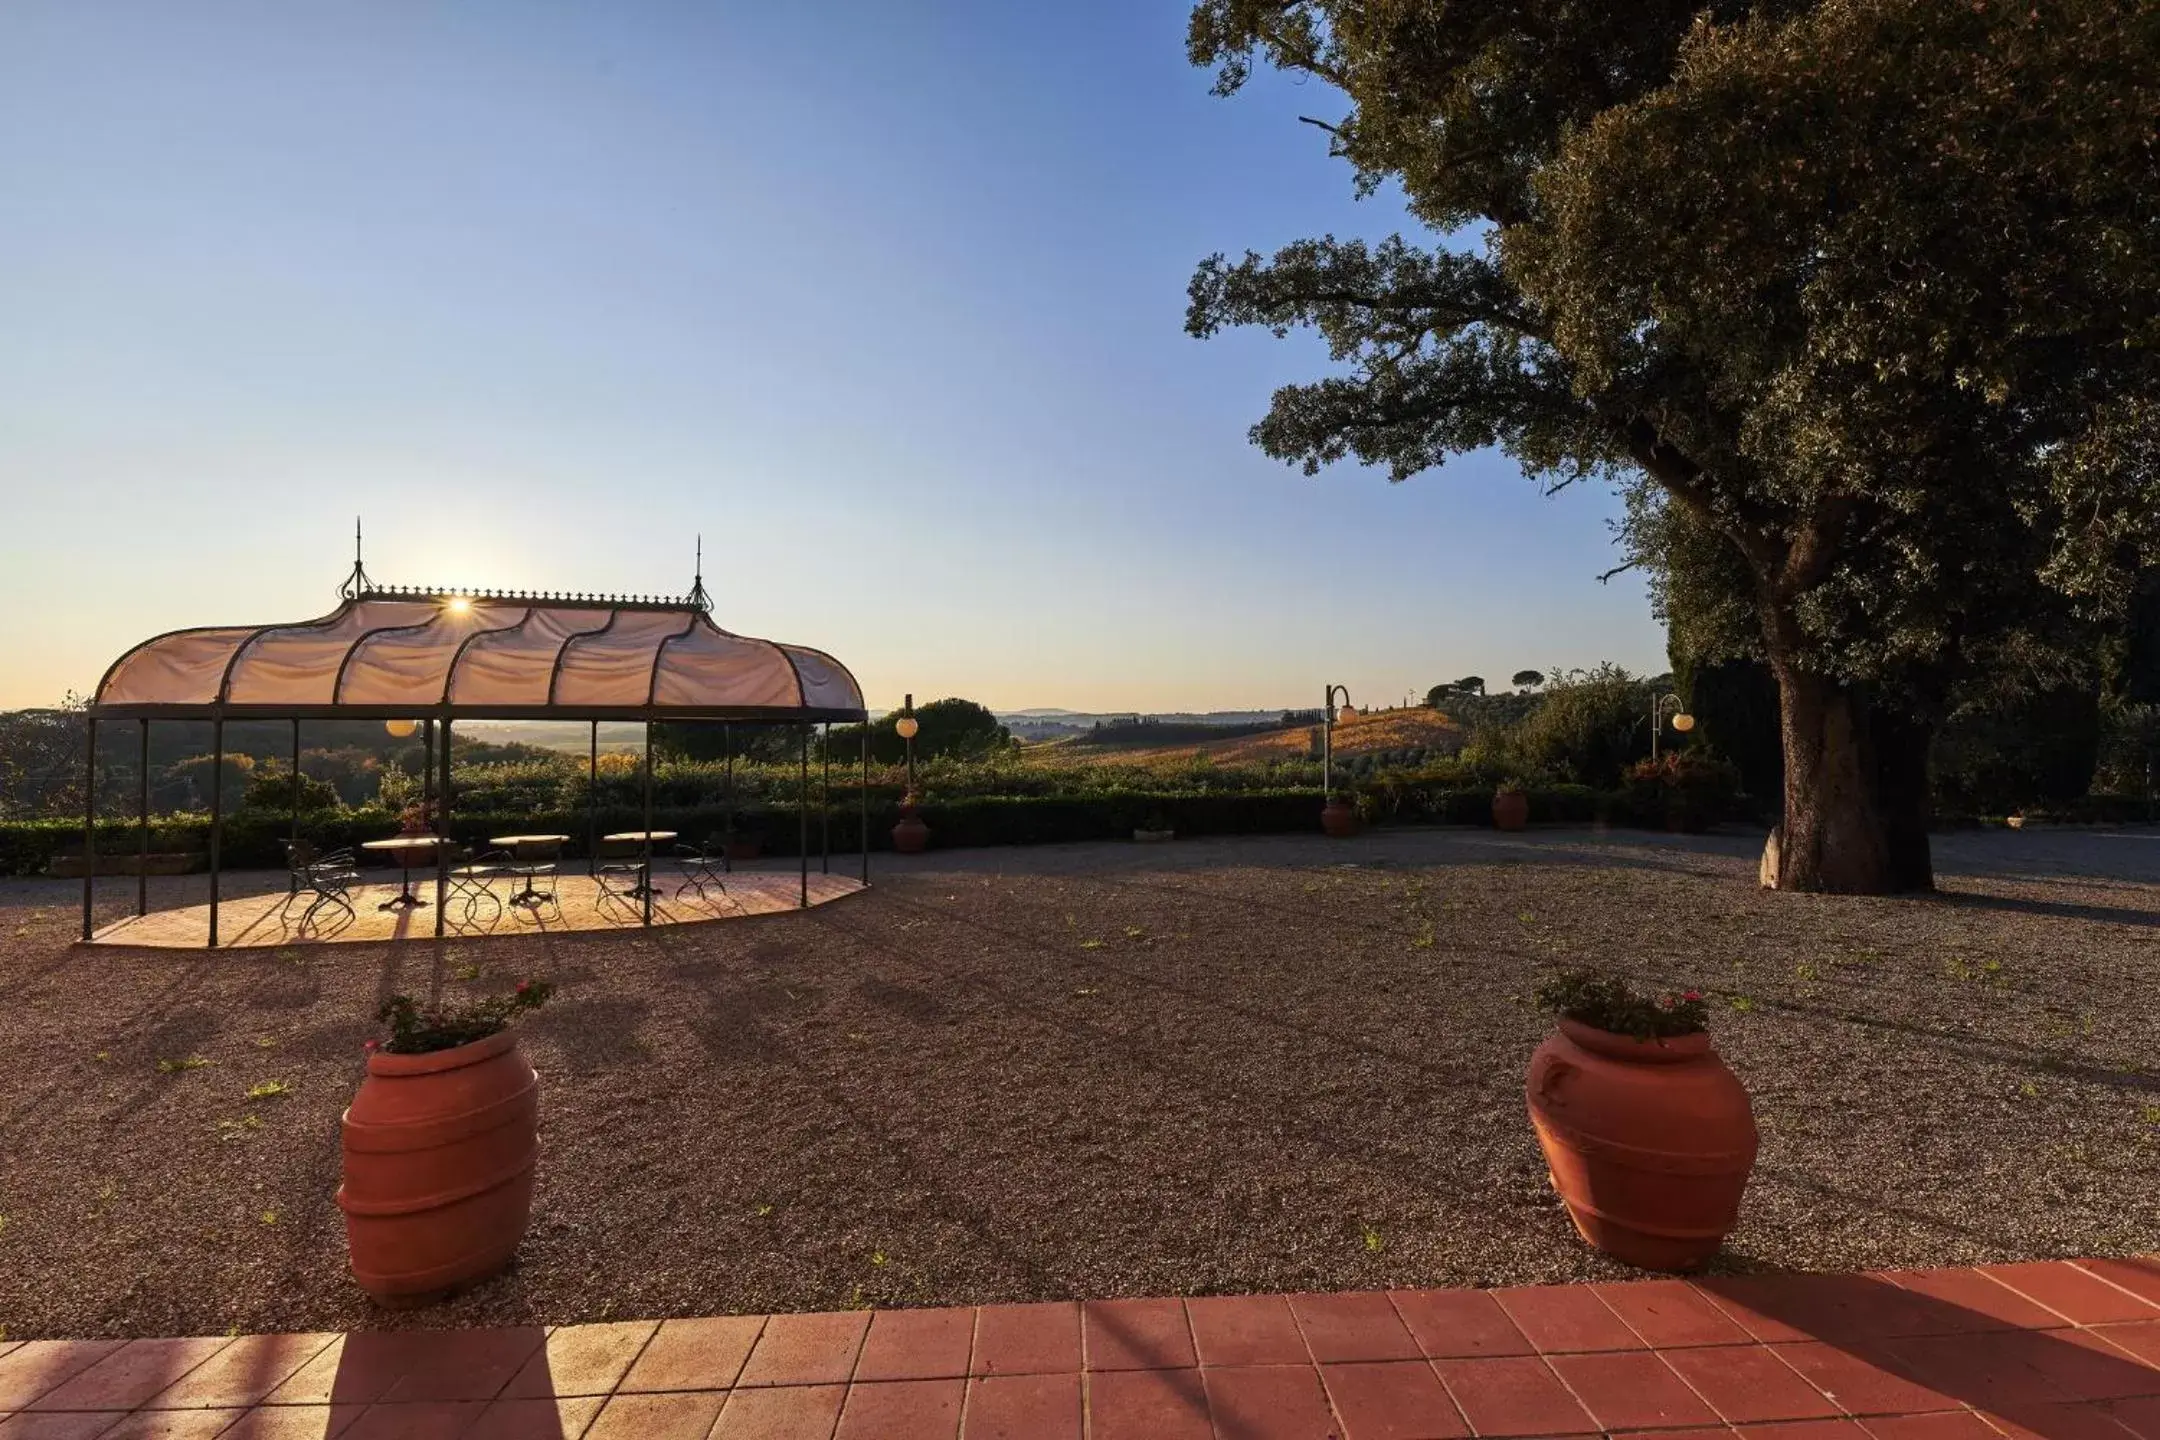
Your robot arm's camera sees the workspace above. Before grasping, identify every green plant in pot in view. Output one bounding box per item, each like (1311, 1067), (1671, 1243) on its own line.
(338, 980), (553, 1306)
(1524, 968), (1756, 1271)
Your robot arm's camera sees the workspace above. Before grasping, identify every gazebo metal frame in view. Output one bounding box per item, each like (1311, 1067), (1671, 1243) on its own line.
(78, 534), (874, 945)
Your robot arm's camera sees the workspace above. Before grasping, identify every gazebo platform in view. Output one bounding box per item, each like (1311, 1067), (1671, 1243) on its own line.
(83, 872), (867, 950)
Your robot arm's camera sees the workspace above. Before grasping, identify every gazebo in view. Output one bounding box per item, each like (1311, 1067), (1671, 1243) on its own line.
(79, 538), (872, 946)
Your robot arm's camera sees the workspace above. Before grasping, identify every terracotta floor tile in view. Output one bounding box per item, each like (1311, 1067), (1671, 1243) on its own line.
(1998, 1327), (2160, 1402)
(212, 1404), (367, 1439)
(1432, 1356), (1594, 1437)
(960, 1373), (1081, 1440)
(1595, 1281), (1752, 1349)
(502, 1321), (658, 1399)
(1770, 1342), (1964, 1416)
(737, 1311), (871, 1388)
(1290, 1293), (1422, 1364)
(380, 1327), (549, 1403)
(1083, 1298), (1196, 1371)
(465, 1394), (607, 1440)
(970, 1304), (1081, 1377)
(618, 1315), (766, 1392)
(834, 1378), (964, 1439)
(589, 1389), (732, 1440)
(2077, 1260), (2160, 1309)
(2101, 1394), (2160, 1440)
(1321, 1361), (1469, 1440)
(1187, 1296), (1311, 1367)
(1662, 1345), (1844, 1424)
(1085, 1368), (1212, 1440)
(1491, 1286), (1640, 1354)
(1733, 1422), (1873, 1440)
(1202, 1364), (1338, 1439)
(2087, 1323), (2160, 1371)
(1697, 1275), (1941, 1344)
(1870, 1335), (2069, 1411)
(26, 1339), (229, 1414)
(0, 1342), (128, 1411)
(0, 1415), (132, 1439)
(1858, 1414), (2004, 1440)
(91, 1411), (249, 1439)
(1388, 1292), (1534, 1360)
(341, 1400), (491, 1440)
(709, 1383), (847, 1440)
(145, 1333), (340, 1409)
(262, 1333), (439, 1407)
(1547, 1349), (1720, 1430)
(853, 1309), (977, 1382)
(1880, 1271), (2068, 1334)
(1978, 1400), (2150, 1440)
(1982, 1264), (2160, 1326)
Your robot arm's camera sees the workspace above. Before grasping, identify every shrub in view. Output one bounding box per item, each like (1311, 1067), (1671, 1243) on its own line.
(1536, 968), (1708, 1040)
(1618, 753), (1740, 831)
(1509, 664), (1657, 788)
(373, 980), (554, 1056)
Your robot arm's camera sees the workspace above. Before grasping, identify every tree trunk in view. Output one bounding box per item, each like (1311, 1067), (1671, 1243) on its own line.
(1760, 667), (1935, 894)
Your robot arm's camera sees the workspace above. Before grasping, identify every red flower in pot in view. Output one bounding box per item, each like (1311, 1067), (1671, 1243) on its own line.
(338, 980), (553, 1306)
(1524, 968), (1756, 1271)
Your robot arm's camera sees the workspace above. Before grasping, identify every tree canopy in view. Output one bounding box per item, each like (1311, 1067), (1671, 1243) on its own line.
(1187, 0), (2159, 892)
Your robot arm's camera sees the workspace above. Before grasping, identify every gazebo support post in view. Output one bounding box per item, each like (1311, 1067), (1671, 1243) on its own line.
(289, 719), (301, 847)
(587, 721), (598, 875)
(798, 724), (809, 908)
(208, 716), (224, 949)
(435, 716), (451, 938)
(641, 721), (655, 927)
(859, 724), (869, 885)
(80, 716), (97, 941)
(724, 724), (734, 835)
(137, 719), (150, 916)
(821, 722), (831, 875)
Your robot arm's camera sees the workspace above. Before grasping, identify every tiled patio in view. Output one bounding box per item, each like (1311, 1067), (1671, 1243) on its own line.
(82, 872), (866, 950)
(0, 1259), (2156, 1439)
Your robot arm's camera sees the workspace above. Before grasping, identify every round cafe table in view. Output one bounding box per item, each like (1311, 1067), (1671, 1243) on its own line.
(359, 836), (444, 909)
(603, 831), (677, 900)
(489, 834), (570, 908)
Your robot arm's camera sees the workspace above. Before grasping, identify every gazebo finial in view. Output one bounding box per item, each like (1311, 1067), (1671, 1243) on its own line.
(339, 517), (377, 600)
(688, 534), (712, 613)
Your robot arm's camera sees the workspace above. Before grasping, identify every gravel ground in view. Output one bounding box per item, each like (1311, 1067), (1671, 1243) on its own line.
(1, 825), (2155, 1339)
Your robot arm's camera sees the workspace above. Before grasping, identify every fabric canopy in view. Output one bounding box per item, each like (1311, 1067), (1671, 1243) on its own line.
(91, 596), (866, 720)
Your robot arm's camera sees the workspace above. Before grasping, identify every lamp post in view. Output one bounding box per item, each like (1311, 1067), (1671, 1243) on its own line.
(1321, 684), (1359, 837)
(892, 694), (930, 854)
(1650, 693), (1696, 761)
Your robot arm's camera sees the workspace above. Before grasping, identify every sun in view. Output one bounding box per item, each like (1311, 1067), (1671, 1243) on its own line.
(446, 596), (473, 614)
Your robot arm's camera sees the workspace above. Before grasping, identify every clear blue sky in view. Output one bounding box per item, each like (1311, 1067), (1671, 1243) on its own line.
(0, 0), (1663, 714)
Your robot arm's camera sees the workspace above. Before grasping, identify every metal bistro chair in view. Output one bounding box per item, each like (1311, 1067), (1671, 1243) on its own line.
(446, 844), (513, 922)
(594, 836), (650, 904)
(282, 840), (361, 926)
(673, 835), (733, 903)
(505, 837), (562, 910)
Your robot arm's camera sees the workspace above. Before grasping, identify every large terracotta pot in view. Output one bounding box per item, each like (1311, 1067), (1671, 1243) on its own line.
(892, 815), (930, 854)
(1321, 798), (1360, 838)
(1525, 1018), (1756, 1271)
(1492, 790), (1530, 831)
(338, 1030), (539, 1305)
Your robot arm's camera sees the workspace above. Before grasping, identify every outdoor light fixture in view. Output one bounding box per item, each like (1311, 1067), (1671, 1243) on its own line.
(1321, 684), (1359, 835)
(1651, 693), (1695, 760)
(384, 719), (419, 738)
(895, 715), (920, 740)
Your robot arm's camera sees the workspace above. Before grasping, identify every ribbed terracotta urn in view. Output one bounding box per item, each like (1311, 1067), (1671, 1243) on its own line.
(1492, 790), (1530, 831)
(338, 1030), (539, 1305)
(1321, 798), (1360, 838)
(1525, 1019), (1756, 1271)
(892, 799), (930, 854)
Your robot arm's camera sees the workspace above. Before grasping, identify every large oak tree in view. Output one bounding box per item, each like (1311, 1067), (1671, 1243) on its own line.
(1186, 0), (2158, 892)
